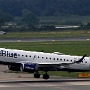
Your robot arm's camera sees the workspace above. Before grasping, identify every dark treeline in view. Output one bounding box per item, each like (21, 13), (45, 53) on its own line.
(1, 0), (90, 32)
(0, 0), (90, 17)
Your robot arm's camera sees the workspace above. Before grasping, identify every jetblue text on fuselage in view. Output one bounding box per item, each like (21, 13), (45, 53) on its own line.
(0, 50), (17, 58)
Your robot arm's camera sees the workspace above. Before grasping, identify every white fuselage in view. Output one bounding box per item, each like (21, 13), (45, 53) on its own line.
(0, 48), (90, 71)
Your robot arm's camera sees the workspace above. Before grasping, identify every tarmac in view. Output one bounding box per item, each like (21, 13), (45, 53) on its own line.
(0, 65), (90, 90)
(0, 36), (90, 42)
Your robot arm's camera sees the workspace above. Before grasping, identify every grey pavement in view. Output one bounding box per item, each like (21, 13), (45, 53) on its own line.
(0, 65), (90, 90)
(0, 37), (90, 42)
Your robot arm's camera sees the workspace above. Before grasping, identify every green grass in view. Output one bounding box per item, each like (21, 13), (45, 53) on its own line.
(1, 41), (90, 77)
(1, 41), (90, 56)
(40, 71), (79, 77)
(0, 30), (90, 38)
(9, 70), (79, 77)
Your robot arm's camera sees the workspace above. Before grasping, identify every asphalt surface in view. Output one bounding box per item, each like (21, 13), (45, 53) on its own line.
(0, 65), (90, 90)
(0, 36), (90, 42)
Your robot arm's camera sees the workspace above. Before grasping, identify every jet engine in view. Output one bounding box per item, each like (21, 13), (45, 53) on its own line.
(20, 63), (36, 73)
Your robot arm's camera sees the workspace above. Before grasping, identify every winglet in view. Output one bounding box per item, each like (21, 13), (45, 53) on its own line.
(75, 54), (87, 63)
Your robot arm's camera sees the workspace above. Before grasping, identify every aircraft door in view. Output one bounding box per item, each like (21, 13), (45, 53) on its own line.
(33, 55), (37, 60)
(89, 56), (90, 68)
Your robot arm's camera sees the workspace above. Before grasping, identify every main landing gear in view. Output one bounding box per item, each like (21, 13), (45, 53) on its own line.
(43, 71), (49, 79)
(34, 71), (40, 78)
(34, 71), (49, 79)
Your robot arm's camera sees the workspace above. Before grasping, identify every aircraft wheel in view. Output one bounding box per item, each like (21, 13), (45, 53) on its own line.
(34, 73), (40, 78)
(43, 74), (49, 79)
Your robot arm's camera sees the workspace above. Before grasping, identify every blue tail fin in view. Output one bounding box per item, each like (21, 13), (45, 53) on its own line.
(76, 54), (87, 63)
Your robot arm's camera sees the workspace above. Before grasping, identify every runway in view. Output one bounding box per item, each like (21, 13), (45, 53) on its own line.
(0, 65), (90, 90)
(0, 36), (90, 42)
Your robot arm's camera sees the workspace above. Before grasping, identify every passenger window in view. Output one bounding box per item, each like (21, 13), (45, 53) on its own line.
(50, 58), (51, 60)
(53, 58), (55, 60)
(18, 54), (20, 56)
(46, 57), (48, 59)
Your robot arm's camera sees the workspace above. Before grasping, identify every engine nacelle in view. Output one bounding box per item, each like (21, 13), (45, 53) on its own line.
(24, 63), (36, 70)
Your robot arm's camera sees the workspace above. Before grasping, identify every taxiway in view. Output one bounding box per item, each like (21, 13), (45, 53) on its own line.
(0, 36), (90, 42)
(0, 65), (90, 90)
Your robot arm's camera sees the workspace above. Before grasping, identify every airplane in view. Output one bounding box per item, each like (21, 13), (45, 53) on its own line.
(0, 48), (89, 79)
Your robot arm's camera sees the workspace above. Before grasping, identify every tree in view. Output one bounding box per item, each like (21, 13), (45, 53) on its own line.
(0, 18), (5, 28)
(4, 12), (13, 22)
(0, 10), (5, 29)
(22, 9), (39, 27)
(0, 9), (13, 22)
